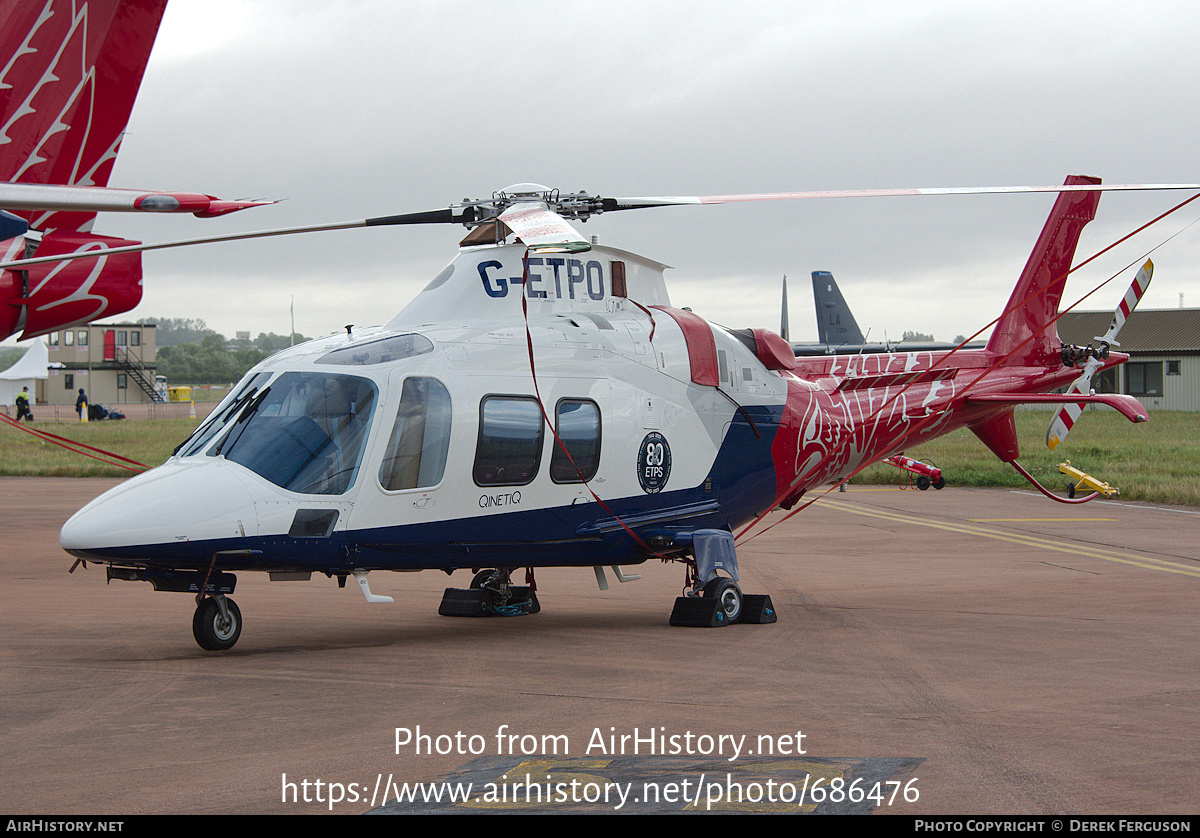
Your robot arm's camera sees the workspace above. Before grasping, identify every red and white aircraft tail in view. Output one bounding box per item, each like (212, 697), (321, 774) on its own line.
(0, 0), (270, 341)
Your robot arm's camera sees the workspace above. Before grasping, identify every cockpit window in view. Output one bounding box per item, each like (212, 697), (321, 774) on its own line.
(176, 371), (272, 458)
(213, 372), (378, 495)
(315, 333), (433, 366)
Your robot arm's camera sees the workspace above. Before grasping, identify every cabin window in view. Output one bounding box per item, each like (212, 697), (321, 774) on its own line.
(473, 396), (544, 486)
(117, 374), (127, 390)
(317, 333), (433, 366)
(379, 377), (452, 491)
(64, 330), (74, 346)
(214, 371), (378, 495)
(116, 331), (127, 347)
(550, 399), (601, 483)
(78, 330), (88, 347)
(130, 331), (140, 347)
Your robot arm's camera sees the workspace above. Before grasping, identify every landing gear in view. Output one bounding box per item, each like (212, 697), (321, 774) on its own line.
(440, 568), (540, 617)
(192, 596), (242, 651)
(703, 577), (743, 623)
(671, 572), (777, 627)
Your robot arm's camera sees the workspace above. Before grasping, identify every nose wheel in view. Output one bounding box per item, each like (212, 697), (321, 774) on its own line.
(192, 596), (242, 651)
(703, 577), (743, 623)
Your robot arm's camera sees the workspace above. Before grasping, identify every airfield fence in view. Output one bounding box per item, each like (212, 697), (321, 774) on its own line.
(1, 401), (216, 422)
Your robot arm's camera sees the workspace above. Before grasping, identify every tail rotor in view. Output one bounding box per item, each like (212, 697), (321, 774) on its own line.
(1046, 259), (1153, 450)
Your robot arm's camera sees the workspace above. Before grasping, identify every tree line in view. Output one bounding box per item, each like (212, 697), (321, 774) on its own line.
(138, 318), (307, 385)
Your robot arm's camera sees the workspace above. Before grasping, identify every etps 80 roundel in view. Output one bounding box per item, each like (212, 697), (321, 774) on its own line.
(637, 432), (672, 494)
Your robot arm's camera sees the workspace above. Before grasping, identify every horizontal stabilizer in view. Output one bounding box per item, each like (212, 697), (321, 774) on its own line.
(967, 392), (1148, 424)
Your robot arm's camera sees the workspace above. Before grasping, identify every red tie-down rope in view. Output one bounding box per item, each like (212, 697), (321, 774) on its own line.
(735, 190), (1200, 544)
(518, 251), (675, 563)
(0, 411), (148, 472)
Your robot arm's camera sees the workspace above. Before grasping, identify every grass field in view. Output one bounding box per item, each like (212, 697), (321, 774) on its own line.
(0, 418), (200, 477)
(850, 409), (1200, 506)
(2, 408), (1197, 506)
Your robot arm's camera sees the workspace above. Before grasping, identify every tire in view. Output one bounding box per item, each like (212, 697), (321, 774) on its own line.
(470, 569), (495, 589)
(192, 597), (242, 651)
(933, 475), (945, 490)
(916, 475), (931, 490)
(702, 577), (743, 624)
(1067, 484), (1076, 499)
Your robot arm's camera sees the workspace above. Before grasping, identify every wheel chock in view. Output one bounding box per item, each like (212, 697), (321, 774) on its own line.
(669, 596), (729, 627)
(438, 587), (490, 617)
(740, 594), (778, 624)
(438, 586), (541, 617)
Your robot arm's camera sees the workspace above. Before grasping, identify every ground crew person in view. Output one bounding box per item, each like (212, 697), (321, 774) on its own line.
(15, 386), (33, 422)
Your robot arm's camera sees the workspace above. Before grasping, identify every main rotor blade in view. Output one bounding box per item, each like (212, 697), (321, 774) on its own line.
(0, 219), (369, 270)
(0, 206), (486, 270)
(607, 183), (1200, 211)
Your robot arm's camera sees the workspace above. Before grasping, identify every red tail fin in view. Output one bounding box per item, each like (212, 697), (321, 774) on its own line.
(0, 0), (168, 232)
(987, 175), (1101, 365)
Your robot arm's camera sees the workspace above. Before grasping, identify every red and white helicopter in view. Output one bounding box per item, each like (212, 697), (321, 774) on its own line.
(38, 176), (1180, 650)
(3, 2), (1194, 652)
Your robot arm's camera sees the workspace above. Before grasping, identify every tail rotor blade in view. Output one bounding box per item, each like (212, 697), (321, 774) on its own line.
(1046, 259), (1154, 450)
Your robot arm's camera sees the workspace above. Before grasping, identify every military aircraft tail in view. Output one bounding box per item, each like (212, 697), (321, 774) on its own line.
(811, 270), (865, 347)
(986, 174), (1102, 364)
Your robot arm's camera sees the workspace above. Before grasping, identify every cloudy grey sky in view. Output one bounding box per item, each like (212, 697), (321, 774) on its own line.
(18, 0), (1200, 344)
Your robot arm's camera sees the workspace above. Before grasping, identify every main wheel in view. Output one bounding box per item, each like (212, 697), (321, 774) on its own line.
(192, 597), (242, 651)
(470, 569), (502, 589)
(703, 577), (743, 624)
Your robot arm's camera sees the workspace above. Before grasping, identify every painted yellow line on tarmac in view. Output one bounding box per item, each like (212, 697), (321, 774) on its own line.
(814, 497), (1200, 579)
(970, 518), (1118, 523)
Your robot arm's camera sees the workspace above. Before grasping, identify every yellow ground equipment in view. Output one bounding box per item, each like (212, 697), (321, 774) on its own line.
(1059, 460), (1119, 499)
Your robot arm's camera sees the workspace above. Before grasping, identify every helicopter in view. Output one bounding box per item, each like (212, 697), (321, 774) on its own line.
(36, 174), (1176, 651)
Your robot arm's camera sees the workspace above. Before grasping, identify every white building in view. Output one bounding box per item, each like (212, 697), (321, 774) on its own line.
(0, 339), (50, 405)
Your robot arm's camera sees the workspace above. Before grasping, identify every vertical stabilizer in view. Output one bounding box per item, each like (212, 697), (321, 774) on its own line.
(811, 270), (865, 346)
(986, 175), (1101, 365)
(780, 276), (789, 341)
(0, 0), (169, 232)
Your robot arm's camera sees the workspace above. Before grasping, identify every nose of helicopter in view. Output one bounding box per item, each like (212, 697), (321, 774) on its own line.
(60, 462), (260, 557)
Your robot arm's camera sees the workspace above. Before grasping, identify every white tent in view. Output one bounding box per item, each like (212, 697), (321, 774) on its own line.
(0, 341), (50, 405)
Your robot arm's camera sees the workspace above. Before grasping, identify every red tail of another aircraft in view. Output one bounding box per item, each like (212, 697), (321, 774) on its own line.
(1, 0), (168, 232)
(0, 0), (169, 340)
